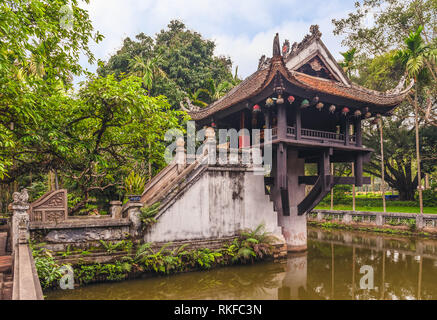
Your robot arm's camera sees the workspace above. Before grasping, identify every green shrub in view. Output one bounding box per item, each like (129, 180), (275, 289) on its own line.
(421, 187), (437, 207)
(124, 171), (146, 195)
(32, 247), (65, 289)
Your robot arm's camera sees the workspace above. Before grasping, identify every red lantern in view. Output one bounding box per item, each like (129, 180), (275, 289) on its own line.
(252, 104), (261, 113)
(287, 95), (295, 104)
(342, 107), (350, 115)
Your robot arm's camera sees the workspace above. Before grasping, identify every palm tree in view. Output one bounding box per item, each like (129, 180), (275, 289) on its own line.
(394, 25), (437, 216)
(206, 78), (232, 101)
(129, 55), (167, 94)
(339, 48), (357, 78)
(188, 88), (209, 107)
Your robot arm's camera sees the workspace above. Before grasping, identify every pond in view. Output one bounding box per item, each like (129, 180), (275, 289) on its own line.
(46, 227), (437, 300)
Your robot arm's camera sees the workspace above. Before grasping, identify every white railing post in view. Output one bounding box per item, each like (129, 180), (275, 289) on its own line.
(205, 127), (216, 165)
(175, 137), (186, 173)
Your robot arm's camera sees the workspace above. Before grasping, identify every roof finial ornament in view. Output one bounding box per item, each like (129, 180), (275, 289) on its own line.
(309, 24), (322, 38)
(273, 33), (281, 57)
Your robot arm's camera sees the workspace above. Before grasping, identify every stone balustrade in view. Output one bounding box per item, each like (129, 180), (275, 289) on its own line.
(308, 209), (437, 230)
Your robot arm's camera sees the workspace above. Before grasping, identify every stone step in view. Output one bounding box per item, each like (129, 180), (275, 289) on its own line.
(0, 256), (12, 273)
(0, 232), (7, 256)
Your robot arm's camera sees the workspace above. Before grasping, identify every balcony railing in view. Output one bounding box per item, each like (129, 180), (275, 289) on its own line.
(270, 126), (357, 146)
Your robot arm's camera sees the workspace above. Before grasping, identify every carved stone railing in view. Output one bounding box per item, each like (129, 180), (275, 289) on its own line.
(10, 189), (44, 300)
(309, 209), (430, 229)
(29, 189), (68, 223)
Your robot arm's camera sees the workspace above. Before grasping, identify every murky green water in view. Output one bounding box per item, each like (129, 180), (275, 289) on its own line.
(47, 227), (437, 300)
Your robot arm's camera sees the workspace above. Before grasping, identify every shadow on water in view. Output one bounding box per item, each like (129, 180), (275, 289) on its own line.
(47, 227), (437, 300)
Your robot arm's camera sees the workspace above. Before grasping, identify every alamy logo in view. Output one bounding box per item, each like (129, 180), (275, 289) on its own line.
(359, 265), (374, 290)
(163, 121), (273, 176)
(59, 265), (74, 290)
(60, 4), (74, 31)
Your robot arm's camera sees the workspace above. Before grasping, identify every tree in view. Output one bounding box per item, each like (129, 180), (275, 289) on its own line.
(0, 0), (103, 179)
(332, 0), (437, 56)
(97, 20), (236, 107)
(363, 117), (421, 201)
(61, 75), (187, 212)
(394, 25), (436, 213)
(339, 48), (357, 78)
(129, 55), (167, 93)
(2, 75), (187, 213)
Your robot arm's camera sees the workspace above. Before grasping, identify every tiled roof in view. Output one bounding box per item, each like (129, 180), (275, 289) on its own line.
(188, 29), (412, 121)
(291, 71), (413, 106)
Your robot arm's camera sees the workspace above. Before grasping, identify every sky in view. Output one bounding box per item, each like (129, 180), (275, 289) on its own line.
(77, 0), (361, 81)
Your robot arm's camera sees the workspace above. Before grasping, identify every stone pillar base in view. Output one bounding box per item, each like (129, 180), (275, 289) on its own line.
(279, 214), (307, 253)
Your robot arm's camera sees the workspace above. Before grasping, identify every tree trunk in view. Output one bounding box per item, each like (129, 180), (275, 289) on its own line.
(414, 82), (424, 215)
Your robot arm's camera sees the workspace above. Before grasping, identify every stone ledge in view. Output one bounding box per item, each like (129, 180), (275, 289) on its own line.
(29, 218), (130, 230)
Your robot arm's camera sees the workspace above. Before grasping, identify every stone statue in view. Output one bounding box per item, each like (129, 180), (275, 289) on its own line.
(12, 188), (29, 205)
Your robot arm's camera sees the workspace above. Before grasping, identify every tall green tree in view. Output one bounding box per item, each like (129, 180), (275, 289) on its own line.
(97, 20), (237, 107)
(394, 25), (437, 213)
(0, 0), (103, 179)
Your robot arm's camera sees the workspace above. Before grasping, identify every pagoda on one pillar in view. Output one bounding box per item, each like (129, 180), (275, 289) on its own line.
(185, 25), (412, 219)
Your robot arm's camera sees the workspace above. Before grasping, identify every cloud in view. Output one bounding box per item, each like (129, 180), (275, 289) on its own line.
(77, 0), (357, 79)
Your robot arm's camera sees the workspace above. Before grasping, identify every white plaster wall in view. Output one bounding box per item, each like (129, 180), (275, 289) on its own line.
(143, 168), (283, 243)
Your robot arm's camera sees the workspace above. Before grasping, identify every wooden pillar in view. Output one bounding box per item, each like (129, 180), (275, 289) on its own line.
(354, 118), (362, 147)
(378, 118), (387, 213)
(277, 103), (287, 140)
(344, 117), (350, 146)
(354, 155), (363, 187)
(264, 110), (271, 129)
(352, 163), (356, 211)
(294, 106), (301, 140)
(276, 142), (289, 215)
(330, 163), (334, 210)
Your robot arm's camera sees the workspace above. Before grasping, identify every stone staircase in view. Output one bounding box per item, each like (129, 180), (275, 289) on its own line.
(0, 231), (12, 300)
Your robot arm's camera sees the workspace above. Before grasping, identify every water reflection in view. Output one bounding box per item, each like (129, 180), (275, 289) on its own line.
(47, 227), (437, 300)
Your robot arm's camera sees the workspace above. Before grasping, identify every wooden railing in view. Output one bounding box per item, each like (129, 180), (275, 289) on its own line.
(286, 126), (296, 137)
(301, 128), (345, 142)
(270, 126), (358, 145)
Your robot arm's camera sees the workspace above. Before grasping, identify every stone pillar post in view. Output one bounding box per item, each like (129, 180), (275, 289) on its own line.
(343, 213), (352, 224)
(278, 149), (307, 252)
(205, 127), (216, 165)
(376, 214), (384, 226)
(127, 202), (143, 238)
(175, 137), (186, 172)
(109, 201), (122, 219)
(11, 189), (30, 253)
(317, 211), (323, 221)
(416, 215), (424, 230)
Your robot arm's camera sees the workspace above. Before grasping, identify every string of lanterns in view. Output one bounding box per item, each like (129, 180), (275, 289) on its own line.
(250, 94), (379, 121)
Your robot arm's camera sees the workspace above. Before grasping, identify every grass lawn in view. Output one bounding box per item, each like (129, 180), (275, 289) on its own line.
(315, 204), (437, 214)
